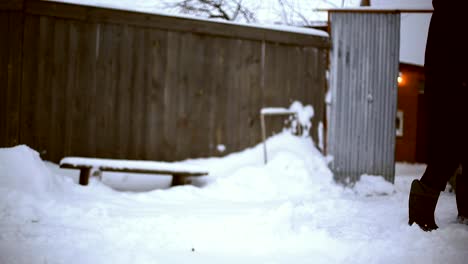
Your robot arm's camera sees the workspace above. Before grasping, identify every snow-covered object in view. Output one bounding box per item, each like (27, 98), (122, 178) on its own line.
(260, 101), (314, 138)
(289, 101), (314, 137)
(318, 121), (324, 150)
(260, 107), (295, 115)
(289, 101), (314, 126)
(60, 157), (208, 174)
(216, 144), (226, 153)
(0, 145), (57, 198)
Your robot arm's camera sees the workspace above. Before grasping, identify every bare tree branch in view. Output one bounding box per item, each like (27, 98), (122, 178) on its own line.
(159, 0), (347, 26)
(163, 0), (256, 22)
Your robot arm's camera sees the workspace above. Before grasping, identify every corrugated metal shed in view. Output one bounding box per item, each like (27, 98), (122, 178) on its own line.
(327, 11), (400, 184)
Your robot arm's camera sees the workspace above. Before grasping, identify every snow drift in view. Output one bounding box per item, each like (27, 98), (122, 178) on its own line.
(0, 145), (62, 198)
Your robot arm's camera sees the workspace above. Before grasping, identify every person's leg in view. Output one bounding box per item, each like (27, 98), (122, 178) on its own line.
(419, 71), (462, 192)
(457, 86), (468, 223)
(457, 163), (468, 222)
(408, 9), (463, 231)
(411, 73), (466, 229)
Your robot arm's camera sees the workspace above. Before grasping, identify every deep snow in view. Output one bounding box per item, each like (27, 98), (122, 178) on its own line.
(1, 133), (467, 264)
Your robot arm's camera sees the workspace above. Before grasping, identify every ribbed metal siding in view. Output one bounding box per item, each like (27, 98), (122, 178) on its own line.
(328, 12), (400, 184)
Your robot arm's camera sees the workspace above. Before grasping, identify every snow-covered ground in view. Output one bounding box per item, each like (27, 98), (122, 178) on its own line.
(1, 132), (467, 264)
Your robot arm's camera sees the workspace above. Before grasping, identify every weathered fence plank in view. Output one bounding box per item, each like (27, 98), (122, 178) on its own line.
(49, 18), (68, 161)
(19, 15), (39, 151)
(0, 11), (23, 147)
(0, 13), (9, 148)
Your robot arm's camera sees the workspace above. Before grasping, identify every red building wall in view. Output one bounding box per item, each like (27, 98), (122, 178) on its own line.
(395, 63), (426, 163)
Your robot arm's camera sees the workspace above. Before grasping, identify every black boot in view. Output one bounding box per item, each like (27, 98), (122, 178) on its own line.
(456, 174), (468, 223)
(408, 179), (440, 231)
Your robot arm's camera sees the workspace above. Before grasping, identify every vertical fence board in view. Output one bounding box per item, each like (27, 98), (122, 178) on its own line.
(87, 22), (98, 158)
(130, 26), (146, 159)
(7, 12), (23, 147)
(49, 18), (69, 161)
(240, 40), (262, 148)
(116, 24), (132, 159)
(163, 31), (180, 160)
(62, 20), (78, 156)
(0, 13), (7, 146)
(175, 33), (193, 159)
(207, 37), (228, 156)
(145, 29), (167, 159)
(187, 34), (208, 158)
(216, 37), (230, 155)
(69, 21), (96, 157)
(237, 40), (250, 150)
(20, 15), (39, 152)
(0, 12), (23, 147)
(36, 16), (54, 159)
(224, 39), (240, 151)
(139, 27), (151, 160)
(68, 20), (84, 157)
(96, 23), (113, 158)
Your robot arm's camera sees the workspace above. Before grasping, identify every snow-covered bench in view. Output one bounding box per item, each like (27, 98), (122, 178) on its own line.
(59, 157), (209, 187)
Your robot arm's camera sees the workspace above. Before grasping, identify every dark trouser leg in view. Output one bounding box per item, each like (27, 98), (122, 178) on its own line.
(457, 133), (468, 218)
(458, 82), (468, 218)
(420, 9), (467, 191)
(419, 78), (462, 191)
(457, 164), (468, 218)
(409, 7), (468, 229)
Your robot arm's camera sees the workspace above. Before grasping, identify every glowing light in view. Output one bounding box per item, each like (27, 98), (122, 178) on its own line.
(398, 72), (403, 85)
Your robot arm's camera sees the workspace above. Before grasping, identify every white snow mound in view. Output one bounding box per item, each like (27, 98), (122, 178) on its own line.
(353, 174), (396, 196)
(0, 145), (58, 198)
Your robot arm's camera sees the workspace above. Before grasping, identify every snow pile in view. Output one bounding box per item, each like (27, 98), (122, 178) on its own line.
(194, 132), (333, 199)
(0, 145), (61, 198)
(353, 174), (396, 196)
(206, 151), (322, 201)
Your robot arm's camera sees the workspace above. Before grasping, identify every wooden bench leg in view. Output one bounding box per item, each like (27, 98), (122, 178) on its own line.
(171, 174), (186, 186)
(79, 167), (92, 186)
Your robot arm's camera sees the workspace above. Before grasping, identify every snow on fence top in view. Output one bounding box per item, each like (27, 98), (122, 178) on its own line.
(46, 0), (329, 38)
(60, 157), (209, 175)
(260, 108), (296, 115)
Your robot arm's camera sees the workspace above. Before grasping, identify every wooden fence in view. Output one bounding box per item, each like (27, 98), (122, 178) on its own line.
(0, 0), (329, 163)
